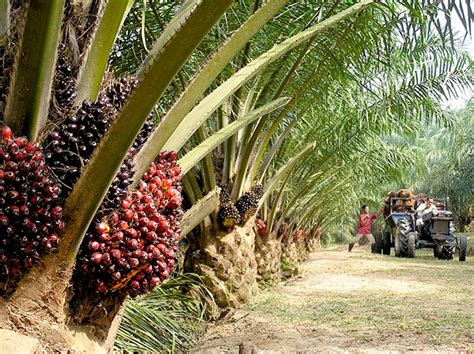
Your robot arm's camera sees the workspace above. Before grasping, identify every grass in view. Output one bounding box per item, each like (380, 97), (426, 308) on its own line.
(280, 259), (299, 280)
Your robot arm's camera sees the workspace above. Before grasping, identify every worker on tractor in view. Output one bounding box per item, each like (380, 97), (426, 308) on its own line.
(415, 197), (438, 226)
(348, 205), (379, 252)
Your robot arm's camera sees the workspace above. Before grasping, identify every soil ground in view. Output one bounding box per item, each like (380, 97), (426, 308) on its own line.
(192, 243), (474, 353)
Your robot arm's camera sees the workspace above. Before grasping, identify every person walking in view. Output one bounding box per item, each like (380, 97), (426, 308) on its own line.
(348, 205), (378, 252)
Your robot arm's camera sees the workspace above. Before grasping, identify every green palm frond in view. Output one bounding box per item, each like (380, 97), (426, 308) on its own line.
(115, 273), (218, 353)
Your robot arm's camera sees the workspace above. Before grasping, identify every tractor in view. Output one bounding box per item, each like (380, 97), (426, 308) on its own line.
(373, 195), (467, 261)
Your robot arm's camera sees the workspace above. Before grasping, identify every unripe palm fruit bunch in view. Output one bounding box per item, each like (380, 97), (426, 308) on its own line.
(44, 77), (136, 196)
(76, 151), (182, 297)
(235, 184), (264, 223)
(44, 76), (154, 206)
(219, 185), (232, 204)
(52, 45), (77, 110)
(0, 126), (65, 296)
(218, 204), (241, 229)
(217, 185), (241, 229)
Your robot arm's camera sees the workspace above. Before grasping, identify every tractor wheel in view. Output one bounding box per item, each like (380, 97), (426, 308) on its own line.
(373, 233), (383, 254)
(439, 223), (457, 260)
(397, 219), (411, 257)
(459, 235), (467, 262)
(407, 232), (416, 258)
(382, 231), (391, 256)
(440, 238), (456, 260)
(434, 244), (442, 258)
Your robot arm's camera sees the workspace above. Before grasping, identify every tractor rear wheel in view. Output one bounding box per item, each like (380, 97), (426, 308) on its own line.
(383, 231), (391, 255)
(459, 235), (467, 262)
(398, 219), (412, 257)
(407, 232), (416, 258)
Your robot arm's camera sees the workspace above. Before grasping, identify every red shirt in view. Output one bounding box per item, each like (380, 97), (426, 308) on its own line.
(357, 214), (377, 235)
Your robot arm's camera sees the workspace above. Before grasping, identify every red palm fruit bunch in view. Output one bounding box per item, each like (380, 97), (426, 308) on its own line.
(293, 229), (304, 242)
(76, 151), (182, 297)
(255, 219), (267, 236)
(0, 126), (64, 296)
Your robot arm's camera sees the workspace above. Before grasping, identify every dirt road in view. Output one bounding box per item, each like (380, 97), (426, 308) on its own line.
(193, 245), (474, 353)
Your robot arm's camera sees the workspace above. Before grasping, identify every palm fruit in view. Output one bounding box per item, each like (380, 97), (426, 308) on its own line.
(235, 193), (256, 223)
(235, 184), (264, 224)
(51, 44), (77, 112)
(106, 76), (139, 109)
(255, 219), (267, 236)
(75, 151), (182, 297)
(133, 118), (154, 150)
(383, 191), (397, 217)
(44, 77), (137, 195)
(219, 185), (232, 204)
(251, 184), (264, 199)
(217, 185), (241, 229)
(293, 229), (304, 241)
(218, 204), (241, 229)
(44, 76), (155, 205)
(0, 127), (65, 296)
(96, 148), (137, 220)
